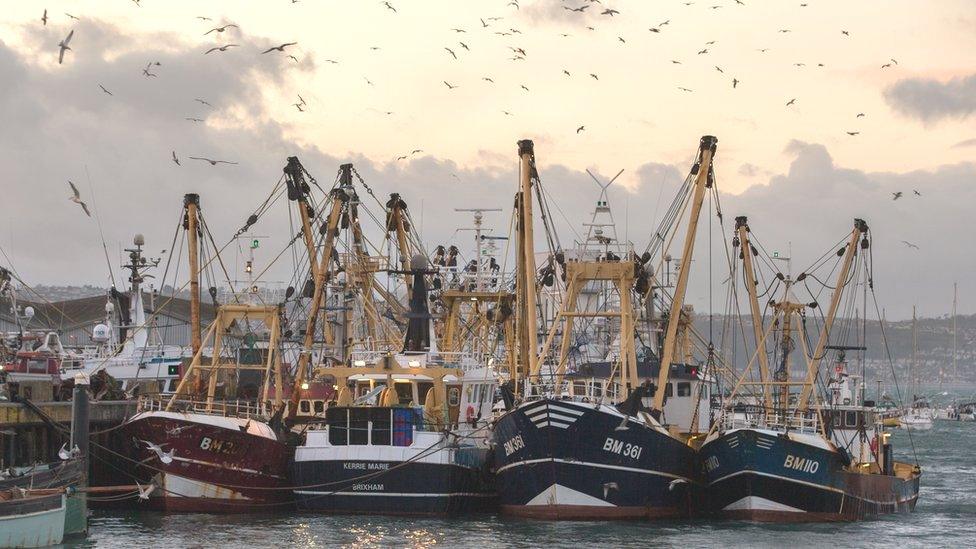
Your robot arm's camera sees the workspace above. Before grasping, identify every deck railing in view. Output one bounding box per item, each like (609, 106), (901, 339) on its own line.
(137, 395), (269, 420)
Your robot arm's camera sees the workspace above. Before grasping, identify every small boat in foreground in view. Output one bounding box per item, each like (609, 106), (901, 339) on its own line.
(0, 490), (67, 548)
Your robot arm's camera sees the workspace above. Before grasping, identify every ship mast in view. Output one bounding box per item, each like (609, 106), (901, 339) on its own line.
(797, 218), (868, 411)
(517, 140), (540, 386)
(184, 194), (202, 359)
(912, 305), (918, 399)
(287, 171), (349, 421)
(652, 135), (717, 413)
(952, 282), (957, 382)
(735, 216), (773, 416)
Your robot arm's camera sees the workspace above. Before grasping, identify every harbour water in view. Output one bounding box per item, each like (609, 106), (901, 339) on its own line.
(60, 419), (976, 548)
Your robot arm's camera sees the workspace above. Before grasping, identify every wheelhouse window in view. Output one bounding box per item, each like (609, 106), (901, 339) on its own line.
(416, 382), (433, 405)
(327, 408), (348, 445)
(665, 383), (674, 398)
(573, 381), (586, 396)
(313, 401), (325, 414)
(394, 382), (413, 405)
(677, 382), (692, 397)
(349, 408), (370, 445)
(845, 411), (858, 428)
(371, 408), (391, 445)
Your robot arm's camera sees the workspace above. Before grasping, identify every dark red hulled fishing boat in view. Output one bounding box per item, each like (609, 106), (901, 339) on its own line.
(121, 400), (291, 512)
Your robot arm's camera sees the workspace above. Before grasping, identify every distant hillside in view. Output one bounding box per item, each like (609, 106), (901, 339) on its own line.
(691, 312), (975, 385)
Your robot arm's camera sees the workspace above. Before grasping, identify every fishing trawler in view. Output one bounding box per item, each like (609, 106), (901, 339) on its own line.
(491, 137), (719, 519)
(1, 268), (85, 401)
(116, 192), (295, 512)
(58, 234), (184, 395)
(700, 218), (921, 521)
(119, 156), (429, 511)
(292, 255), (499, 514)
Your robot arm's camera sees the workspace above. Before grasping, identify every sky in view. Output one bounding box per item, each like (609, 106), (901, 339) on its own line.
(0, 0), (973, 320)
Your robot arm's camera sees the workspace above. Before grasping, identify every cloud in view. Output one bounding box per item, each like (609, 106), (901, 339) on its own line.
(519, 0), (600, 26)
(884, 73), (976, 123)
(1, 19), (974, 320)
(737, 163), (762, 177)
(952, 138), (976, 148)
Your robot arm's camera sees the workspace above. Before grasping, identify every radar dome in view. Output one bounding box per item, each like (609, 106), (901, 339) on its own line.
(92, 324), (111, 343)
(410, 254), (429, 270)
(133, 234), (145, 246)
(23, 306), (35, 319)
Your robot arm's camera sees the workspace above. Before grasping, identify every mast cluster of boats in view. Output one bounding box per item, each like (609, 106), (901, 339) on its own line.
(2, 136), (923, 523)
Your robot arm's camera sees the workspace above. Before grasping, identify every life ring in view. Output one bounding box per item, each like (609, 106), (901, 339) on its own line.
(466, 404), (477, 426)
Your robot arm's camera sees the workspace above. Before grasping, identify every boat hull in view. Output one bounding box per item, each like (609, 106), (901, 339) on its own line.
(702, 429), (920, 522)
(492, 398), (700, 520)
(293, 449), (495, 515)
(121, 412), (291, 513)
(0, 493), (66, 548)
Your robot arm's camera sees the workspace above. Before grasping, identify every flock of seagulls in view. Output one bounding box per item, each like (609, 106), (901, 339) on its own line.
(49, 1), (917, 235)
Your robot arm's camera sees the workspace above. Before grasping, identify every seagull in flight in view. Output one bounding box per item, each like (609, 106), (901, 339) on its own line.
(698, 48), (709, 55)
(913, 189), (921, 196)
(98, 84), (113, 96)
(732, 78), (739, 88)
(140, 440), (175, 464)
(142, 63), (158, 77)
(786, 98), (796, 106)
(590, 73), (599, 80)
(564, 5), (590, 12)
(261, 42), (297, 54)
(42, 9), (47, 25)
(58, 30), (74, 64)
(67, 181), (91, 217)
(602, 8), (620, 16)
(576, 125), (585, 133)
(846, 131), (860, 136)
(482, 77), (494, 83)
(204, 24), (238, 35)
(172, 151), (181, 165)
(382, 1), (396, 12)
(520, 84), (530, 92)
(841, 30), (850, 36)
(856, 112), (865, 118)
(678, 86), (693, 92)
(195, 98), (214, 108)
(445, 47), (457, 59)
(451, 28), (466, 33)
(892, 191), (903, 200)
(205, 44), (238, 54)
(189, 156), (238, 166)
(185, 117), (204, 122)
(443, 81), (458, 90)
(65, 13), (79, 20)
(901, 240), (919, 249)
